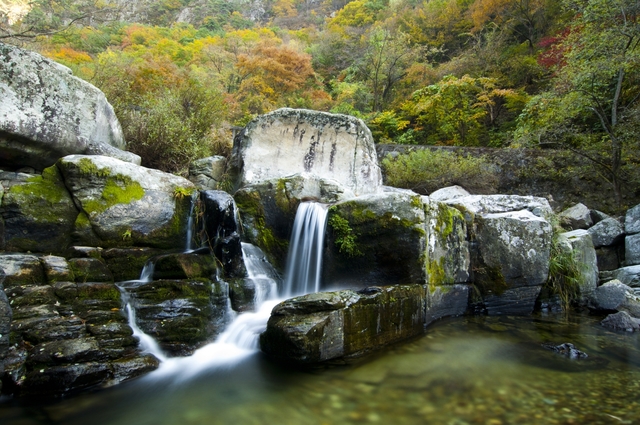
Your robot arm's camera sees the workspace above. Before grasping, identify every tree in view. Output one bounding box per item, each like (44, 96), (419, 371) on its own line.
(516, 0), (640, 207)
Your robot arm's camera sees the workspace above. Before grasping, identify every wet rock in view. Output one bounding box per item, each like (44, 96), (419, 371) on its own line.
(124, 279), (230, 355)
(200, 190), (245, 277)
(542, 342), (588, 359)
(109, 355), (160, 385)
(0, 168), (78, 254)
(0, 253), (45, 288)
(229, 108), (382, 195)
(236, 174), (351, 270)
(152, 252), (218, 280)
(558, 203), (592, 230)
(42, 255), (74, 283)
(588, 217), (625, 248)
(601, 311), (640, 332)
(428, 186), (471, 202)
(261, 285), (426, 364)
(57, 154), (196, 249)
(625, 204), (640, 235)
(625, 233), (640, 266)
(0, 273), (11, 364)
(101, 247), (164, 281)
(20, 362), (112, 396)
(324, 191), (427, 288)
(28, 338), (104, 365)
(559, 230), (598, 303)
(68, 258), (113, 283)
(481, 286), (543, 316)
(0, 43), (138, 171)
(425, 285), (469, 324)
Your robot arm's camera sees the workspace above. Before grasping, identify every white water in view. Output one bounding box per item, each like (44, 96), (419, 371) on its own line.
(282, 202), (329, 297)
(184, 194), (197, 253)
(127, 201), (328, 379)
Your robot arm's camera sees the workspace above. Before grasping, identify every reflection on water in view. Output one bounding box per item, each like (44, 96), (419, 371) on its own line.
(2, 312), (639, 425)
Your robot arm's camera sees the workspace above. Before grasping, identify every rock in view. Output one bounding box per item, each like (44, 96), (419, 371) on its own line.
(423, 198), (470, 285)
(229, 108), (382, 195)
(42, 255), (74, 283)
(558, 203), (592, 230)
(1, 272), (11, 363)
(596, 246), (623, 271)
(541, 342), (588, 359)
(428, 185), (471, 202)
(473, 210), (552, 315)
(425, 284), (469, 324)
(0, 254), (45, 288)
(588, 217), (625, 248)
(625, 233), (640, 266)
(151, 252), (218, 280)
(20, 362), (112, 396)
(444, 194), (553, 220)
(601, 311), (640, 332)
(58, 155), (196, 249)
(0, 167), (78, 254)
(235, 174), (352, 270)
(123, 279), (230, 355)
(560, 230), (598, 303)
(260, 285), (426, 364)
(189, 156), (226, 181)
(101, 247), (164, 281)
(200, 190), (245, 277)
(626, 204), (640, 235)
(68, 258), (113, 283)
(323, 191), (427, 288)
(0, 42), (138, 171)
(590, 209), (610, 224)
(590, 280), (632, 311)
(610, 265), (640, 287)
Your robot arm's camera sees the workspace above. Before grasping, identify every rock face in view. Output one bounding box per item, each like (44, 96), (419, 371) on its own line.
(445, 195), (553, 315)
(0, 43), (139, 171)
(260, 284), (469, 364)
(588, 217), (625, 248)
(58, 155), (196, 249)
(0, 253), (159, 396)
(229, 108), (382, 195)
(188, 156), (227, 190)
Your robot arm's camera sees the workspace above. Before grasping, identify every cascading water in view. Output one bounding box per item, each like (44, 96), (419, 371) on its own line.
(184, 193), (197, 253)
(282, 202), (329, 297)
(126, 201), (328, 380)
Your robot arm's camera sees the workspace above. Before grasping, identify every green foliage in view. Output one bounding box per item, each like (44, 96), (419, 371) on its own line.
(545, 218), (583, 311)
(381, 149), (498, 194)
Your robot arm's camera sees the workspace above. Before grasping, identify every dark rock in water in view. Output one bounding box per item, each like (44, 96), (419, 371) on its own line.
(200, 190), (245, 277)
(542, 342), (588, 359)
(601, 311), (640, 332)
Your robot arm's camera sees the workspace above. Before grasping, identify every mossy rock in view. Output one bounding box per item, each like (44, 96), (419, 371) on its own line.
(68, 258), (113, 283)
(101, 247), (165, 282)
(152, 252), (218, 280)
(0, 167), (78, 254)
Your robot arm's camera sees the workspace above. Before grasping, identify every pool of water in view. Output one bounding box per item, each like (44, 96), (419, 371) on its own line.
(1, 312), (639, 425)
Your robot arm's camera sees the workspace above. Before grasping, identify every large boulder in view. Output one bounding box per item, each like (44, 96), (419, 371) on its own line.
(590, 279), (640, 317)
(444, 195), (554, 315)
(625, 233), (640, 266)
(0, 168), (78, 254)
(323, 191), (427, 288)
(0, 42), (139, 171)
(229, 108), (382, 195)
(609, 265), (640, 287)
(57, 155), (196, 249)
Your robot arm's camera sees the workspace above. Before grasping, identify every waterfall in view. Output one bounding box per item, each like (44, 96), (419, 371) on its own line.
(282, 202), (329, 297)
(184, 193), (197, 253)
(131, 201), (328, 379)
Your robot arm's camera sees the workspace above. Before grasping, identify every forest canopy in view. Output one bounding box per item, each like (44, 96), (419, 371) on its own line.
(1, 0), (638, 200)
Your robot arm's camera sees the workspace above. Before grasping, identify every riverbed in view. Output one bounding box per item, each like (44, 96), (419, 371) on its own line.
(1, 312), (638, 425)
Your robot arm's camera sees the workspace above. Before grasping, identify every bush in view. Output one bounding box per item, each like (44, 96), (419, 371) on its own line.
(381, 149), (498, 194)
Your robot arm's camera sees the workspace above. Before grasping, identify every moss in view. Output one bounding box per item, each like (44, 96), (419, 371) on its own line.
(76, 158), (110, 178)
(328, 209), (363, 257)
(473, 264), (508, 297)
(173, 186), (196, 199)
(83, 176), (145, 216)
(74, 211), (92, 229)
(76, 284), (120, 301)
(8, 166), (71, 222)
(427, 257), (447, 290)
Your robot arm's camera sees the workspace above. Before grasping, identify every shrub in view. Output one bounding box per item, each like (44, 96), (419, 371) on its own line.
(381, 149), (498, 194)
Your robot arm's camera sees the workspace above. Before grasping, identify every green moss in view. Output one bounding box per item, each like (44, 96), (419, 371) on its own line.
(76, 284), (120, 301)
(328, 209), (363, 257)
(74, 211), (91, 228)
(76, 158), (110, 178)
(173, 186), (196, 199)
(8, 166), (71, 221)
(83, 176), (145, 216)
(427, 257), (447, 290)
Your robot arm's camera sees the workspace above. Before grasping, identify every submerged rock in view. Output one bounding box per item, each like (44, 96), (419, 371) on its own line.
(601, 311), (640, 332)
(229, 108), (382, 195)
(0, 42), (139, 171)
(542, 342), (588, 359)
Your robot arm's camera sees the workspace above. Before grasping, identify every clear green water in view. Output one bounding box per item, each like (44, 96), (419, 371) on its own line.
(2, 313), (639, 425)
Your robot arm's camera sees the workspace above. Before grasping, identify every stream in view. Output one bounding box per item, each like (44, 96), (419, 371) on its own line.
(1, 311), (639, 425)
